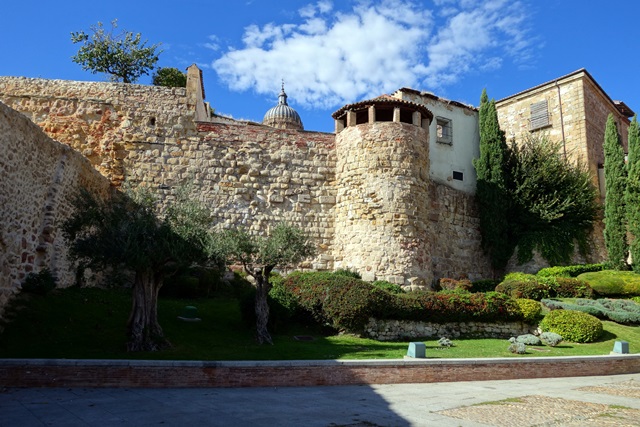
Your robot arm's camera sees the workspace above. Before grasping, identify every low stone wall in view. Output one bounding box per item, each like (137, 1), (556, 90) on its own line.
(364, 318), (534, 341)
(1, 356), (638, 388)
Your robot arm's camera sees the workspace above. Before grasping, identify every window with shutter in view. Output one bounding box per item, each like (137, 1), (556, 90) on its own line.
(529, 100), (550, 130)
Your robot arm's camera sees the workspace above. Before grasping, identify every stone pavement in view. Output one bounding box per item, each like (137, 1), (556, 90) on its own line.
(1, 373), (639, 426)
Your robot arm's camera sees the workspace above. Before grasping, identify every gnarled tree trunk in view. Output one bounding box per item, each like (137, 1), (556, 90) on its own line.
(126, 269), (169, 351)
(253, 267), (273, 345)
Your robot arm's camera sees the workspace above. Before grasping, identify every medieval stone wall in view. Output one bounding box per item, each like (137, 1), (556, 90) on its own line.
(0, 77), (196, 186)
(0, 101), (110, 315)
(0, 75), (561, 296)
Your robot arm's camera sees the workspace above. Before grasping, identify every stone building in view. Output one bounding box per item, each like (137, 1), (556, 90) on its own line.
(495, 69), (634, 197)
(0, 65), (630, 314)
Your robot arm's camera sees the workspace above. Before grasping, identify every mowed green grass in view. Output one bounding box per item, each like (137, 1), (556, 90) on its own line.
(0, 287), (638, 360)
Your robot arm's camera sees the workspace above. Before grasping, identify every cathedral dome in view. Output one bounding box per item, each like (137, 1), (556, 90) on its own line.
(262, 83), (303, 130)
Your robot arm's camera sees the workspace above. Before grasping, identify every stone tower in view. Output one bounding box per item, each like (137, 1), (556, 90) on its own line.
(332, 96), (434, 288)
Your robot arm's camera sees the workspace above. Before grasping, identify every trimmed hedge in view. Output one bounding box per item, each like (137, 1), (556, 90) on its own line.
(539, 309), (603, 343)
(387, 290), (522, 324)
(283, 272), (524, 333)
(283, 272), (393, 332)
(496, 273), (595, 300)
(577, 270), (640, 297)
(495, 273), (552, 300)
(536, 264), (605, 278)
(541, 298), (640, 324)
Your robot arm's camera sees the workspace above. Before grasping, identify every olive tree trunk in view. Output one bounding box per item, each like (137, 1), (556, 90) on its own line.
(126, 269), (169, 351)
(253, 267), (274, 345)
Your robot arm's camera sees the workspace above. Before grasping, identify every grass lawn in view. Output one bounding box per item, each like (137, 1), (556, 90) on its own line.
(0, 287), (638, 360)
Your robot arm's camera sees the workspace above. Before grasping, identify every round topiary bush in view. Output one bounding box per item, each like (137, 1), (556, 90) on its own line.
(515, 298), (542, 323)
(539, 309), (603, 343)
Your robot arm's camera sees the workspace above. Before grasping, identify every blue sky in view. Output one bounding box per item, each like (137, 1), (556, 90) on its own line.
(2, 1), (639, 133)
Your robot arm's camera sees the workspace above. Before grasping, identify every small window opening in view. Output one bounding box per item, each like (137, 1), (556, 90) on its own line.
(452, 171), (464, 181)
(436, 117), (452, 144)
(148, 117), (156, 126)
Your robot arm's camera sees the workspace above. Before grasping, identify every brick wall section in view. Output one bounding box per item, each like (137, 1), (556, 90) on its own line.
(1, 356), (638, 388)
(0, 102), (110, 315)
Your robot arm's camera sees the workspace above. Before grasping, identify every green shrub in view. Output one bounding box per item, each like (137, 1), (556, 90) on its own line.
(495, 274), (552, 300)
(540, 298), (640, 323)
(510, 334), (541, 345)
(284, 272), (392, 332)
(578, 270), (640, 296)
(389, 290), (522, 324)
(539, 310), (603, 343)
(552, 277), (596, 298)
(21, 269), (57, 295)
(333, 268), (362, 280)
(371, 280), (405, 294)
(508, 342), (527, 354)
(438, 278), (472, 291)
(471, 279), (500, 293)
(540, 331), (563, 347)
(437, 337), (454, 347)
(514, 298), (541, 323)
(632, 296), (640, 304)
(536, 264), (605, 278)
(283, 272), (523, 332)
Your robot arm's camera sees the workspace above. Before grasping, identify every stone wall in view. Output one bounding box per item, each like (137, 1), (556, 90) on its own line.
(0, 77), (196, 186)
(364, 318), (534, 341)
(0, 76), (498, 287)
(0, 101), (110, 315)
(334, 122), (432, 286)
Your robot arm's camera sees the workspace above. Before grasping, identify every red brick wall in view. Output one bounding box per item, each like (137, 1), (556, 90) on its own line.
(2, 356), (638, 388)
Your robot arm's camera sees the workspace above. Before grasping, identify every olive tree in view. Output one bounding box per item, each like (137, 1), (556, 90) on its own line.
(71, 20), (161, 83)
(63, 185), (220, 351)
(220, 224), (315, 344)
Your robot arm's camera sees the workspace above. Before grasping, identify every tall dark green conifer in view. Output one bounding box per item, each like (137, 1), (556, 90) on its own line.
(473, 89), (513, 271)
(603, 113), (628, 269)
(625, 115), (640, 272)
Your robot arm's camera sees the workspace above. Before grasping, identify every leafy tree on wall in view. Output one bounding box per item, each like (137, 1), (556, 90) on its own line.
(473, 89), (513, 272)
(603, 113), (629, 269)
(625, 115), (640, 272)
(220, 224), (315, 344)
(71, 20), (161, 83)
(62, 185), (221, 351)
(152, 67), (187, 88)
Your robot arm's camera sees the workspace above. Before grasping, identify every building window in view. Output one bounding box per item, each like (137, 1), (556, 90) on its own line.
(529, 100), (550, 131)
(436, 117), (452, 144)
(452, 171), (464, 181)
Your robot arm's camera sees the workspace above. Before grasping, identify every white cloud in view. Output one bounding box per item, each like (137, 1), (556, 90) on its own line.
(212, 0), (534, 109)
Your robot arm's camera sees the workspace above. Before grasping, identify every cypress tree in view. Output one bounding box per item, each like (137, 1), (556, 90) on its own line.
(626, 115), (640, 272)
(473, 89), (513, 271)
(603, 113), (628, 269)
